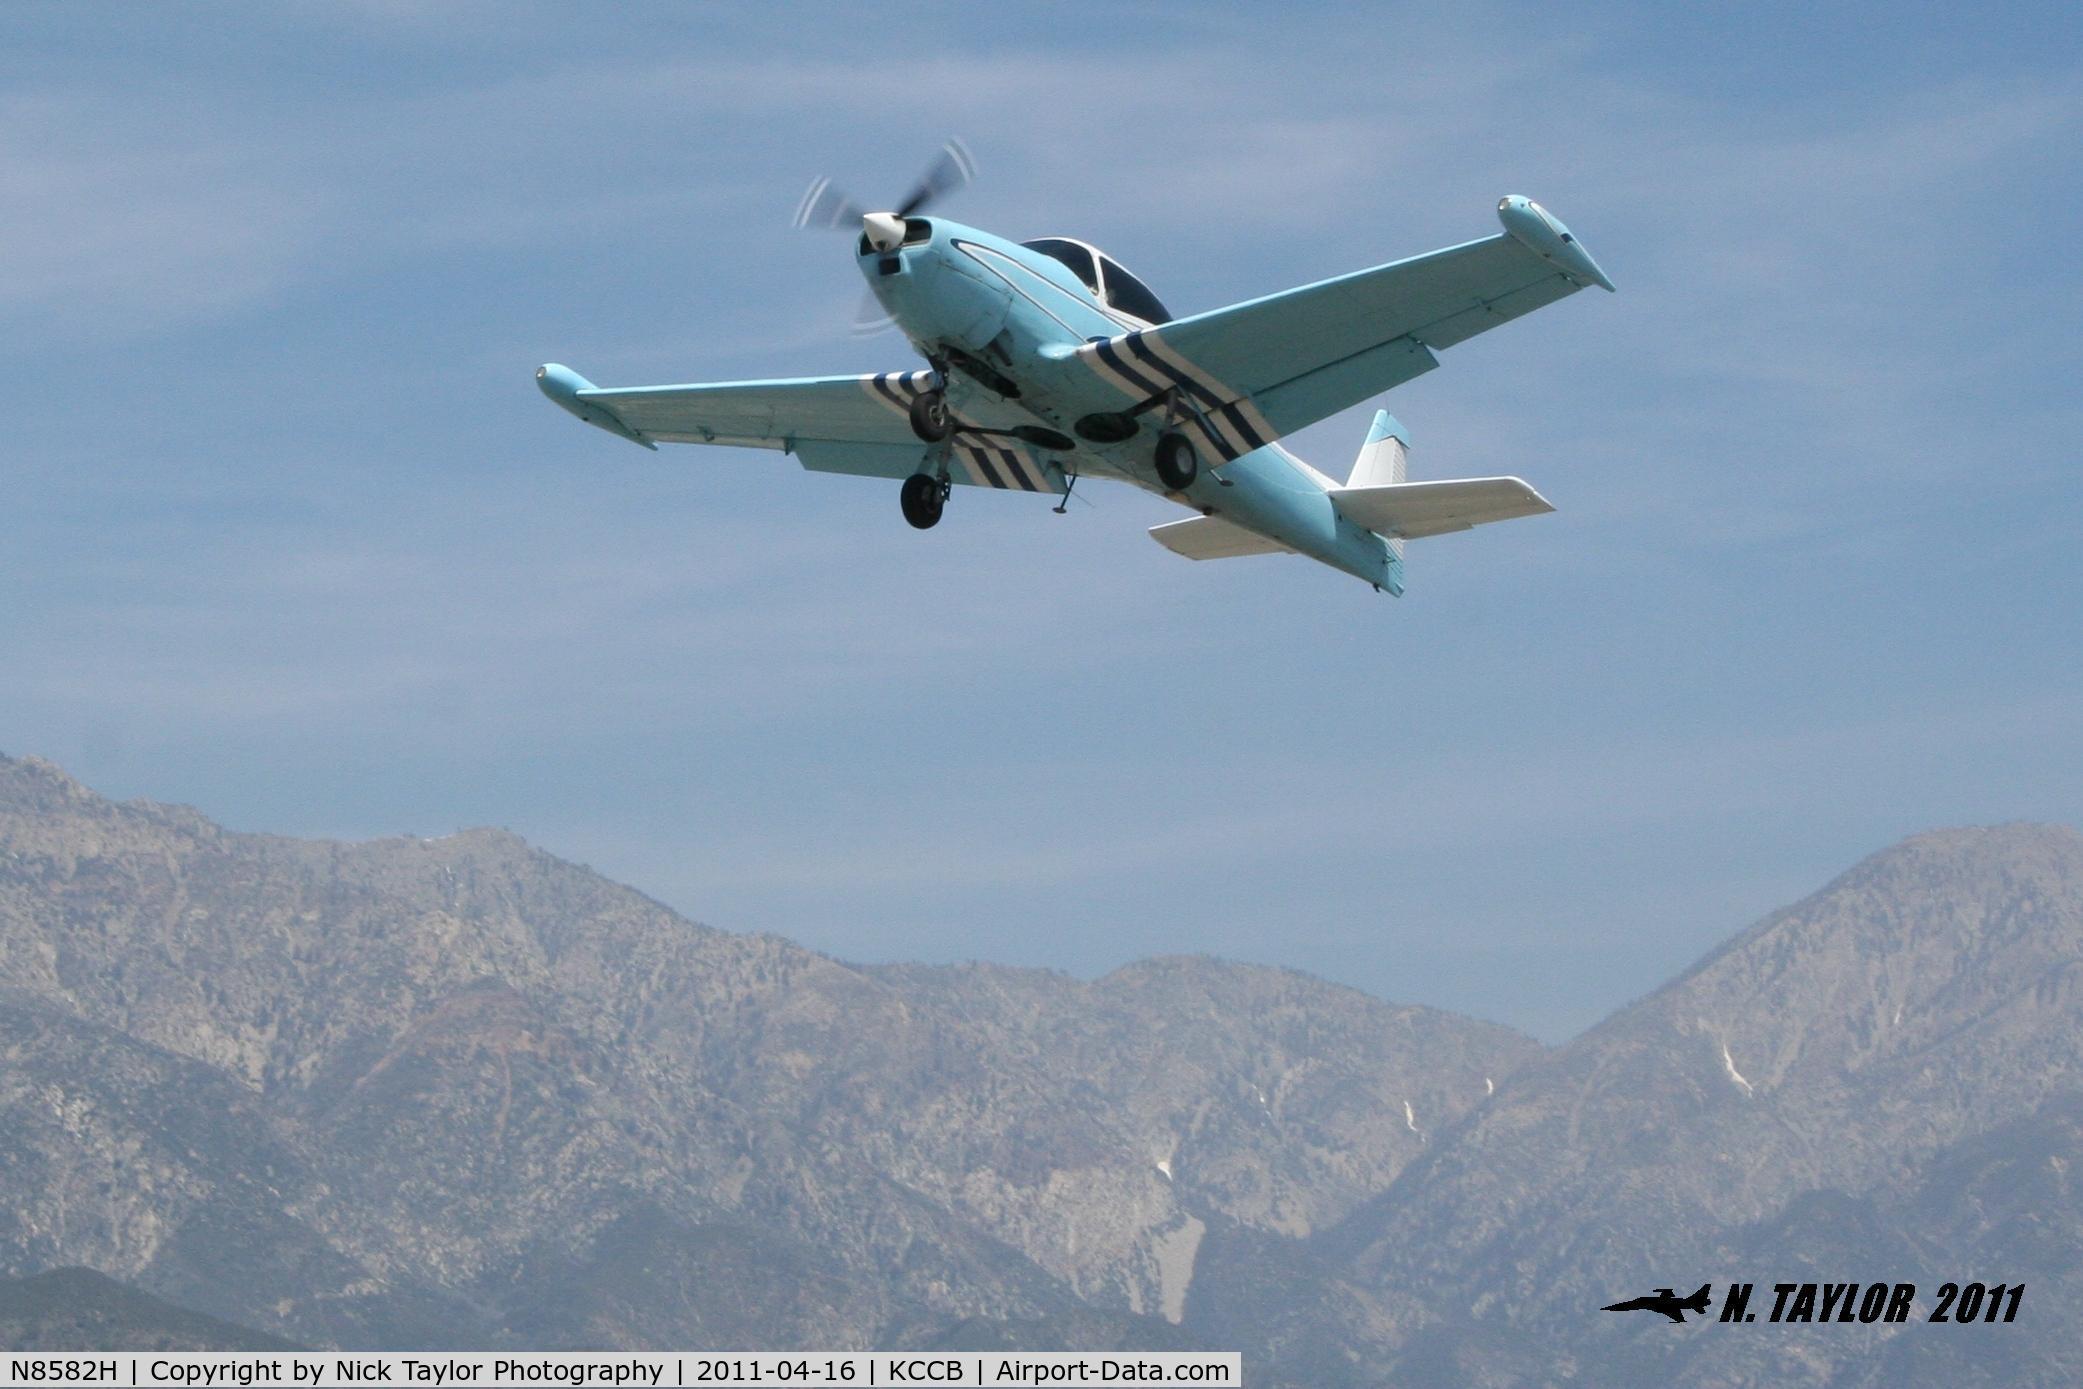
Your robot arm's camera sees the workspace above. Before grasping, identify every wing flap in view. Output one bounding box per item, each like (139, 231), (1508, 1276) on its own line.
(791, 439), (931, 481)
(1149, 515), (1289, 560)
(1329, 477), (1554, 539)
(794, 438), (1062, 494)
(1252, 336), (1438, 442)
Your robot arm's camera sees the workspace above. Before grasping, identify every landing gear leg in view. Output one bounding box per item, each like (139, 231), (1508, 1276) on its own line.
(908, 389), (954, 443)
(1159, 388), (1231, 487)
(1052, 460), (1079, 514)
(900, 471), (947, 529)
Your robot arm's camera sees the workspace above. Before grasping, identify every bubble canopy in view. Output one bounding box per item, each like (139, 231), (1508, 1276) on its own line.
(1020, 237), (1174, 324)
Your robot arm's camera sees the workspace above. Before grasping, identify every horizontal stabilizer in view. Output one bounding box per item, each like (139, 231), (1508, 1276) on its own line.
(1149, 515), (1289, 560)
(1329, 477), (1553, 539)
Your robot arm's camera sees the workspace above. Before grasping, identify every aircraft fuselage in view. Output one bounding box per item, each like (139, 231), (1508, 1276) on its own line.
(861, 218), (1401, 589)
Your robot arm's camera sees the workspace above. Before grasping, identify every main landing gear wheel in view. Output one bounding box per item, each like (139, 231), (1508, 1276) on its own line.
(1154, 432), (1199, 491)
(908, 389), (954, 443)
(900, 472), (946, 529)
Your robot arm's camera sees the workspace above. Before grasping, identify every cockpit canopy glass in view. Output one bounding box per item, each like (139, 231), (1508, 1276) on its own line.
(1022, 238), (1099, 292)
(1021, 237), (1174, 324)
(1094, 257), (1173, 325)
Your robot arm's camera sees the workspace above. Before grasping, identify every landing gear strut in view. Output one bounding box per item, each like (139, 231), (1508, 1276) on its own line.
(908, 389), (954, 443)
(1154, 432), (1199, 491)
(900, 472), (947, 529)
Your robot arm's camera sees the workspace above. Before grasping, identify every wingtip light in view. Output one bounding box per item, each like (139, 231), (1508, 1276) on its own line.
(1497, 195), (1615, 292)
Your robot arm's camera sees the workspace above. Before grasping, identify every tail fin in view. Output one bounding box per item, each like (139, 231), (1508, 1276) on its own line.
(1347, 410), (1409, 489)
(1330, 408), (1553, 555)
(1350, 411), (1409, 589)
(1683, 1284), (1712, 1312)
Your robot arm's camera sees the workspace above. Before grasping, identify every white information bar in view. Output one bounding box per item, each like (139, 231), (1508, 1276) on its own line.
(0, 1353), (1241, 1389)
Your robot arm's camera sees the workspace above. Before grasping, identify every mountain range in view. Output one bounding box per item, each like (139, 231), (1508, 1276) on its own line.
(1, 752), (2076, 1385)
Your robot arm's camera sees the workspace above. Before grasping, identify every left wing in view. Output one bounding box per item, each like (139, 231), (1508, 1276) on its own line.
(1073, 197), (1611, 465)
(535, 364), (1061, 493)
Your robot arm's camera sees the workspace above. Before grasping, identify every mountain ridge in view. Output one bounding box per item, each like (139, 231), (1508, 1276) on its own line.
(0, 751), (1531, 1360)
(3, 751), (2078, 1386)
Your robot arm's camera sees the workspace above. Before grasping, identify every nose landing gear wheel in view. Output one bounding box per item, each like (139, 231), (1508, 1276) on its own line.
(1155, 432), (1199, 491)
(900, 472), (946, 529)
(909, 389), (954, 443)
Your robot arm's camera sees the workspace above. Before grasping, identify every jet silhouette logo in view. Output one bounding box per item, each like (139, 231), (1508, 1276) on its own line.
(1603, 1283), (1714, 1323)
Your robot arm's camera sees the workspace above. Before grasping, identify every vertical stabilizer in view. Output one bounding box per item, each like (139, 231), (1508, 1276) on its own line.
(1350, 411), (1409, 575)
(1348, 410), (1409, 488)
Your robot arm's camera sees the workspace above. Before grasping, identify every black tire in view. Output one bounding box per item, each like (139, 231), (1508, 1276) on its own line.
(900, 473), (944, 529)
(1155, 432), (1198, 490)
(908, 390), (954, 443)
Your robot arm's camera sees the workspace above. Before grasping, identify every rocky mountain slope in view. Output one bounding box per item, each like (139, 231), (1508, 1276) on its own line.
(3, 752), (2078, 1386)
(0, 753), (1527, 1354)
(1333, 823), (2083, 1385)
(0, 1268), (296, 1351)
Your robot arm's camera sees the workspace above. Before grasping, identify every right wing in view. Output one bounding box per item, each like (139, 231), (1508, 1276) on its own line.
(1074, 198), (1611, 464)
(535, 364), (1061, 493)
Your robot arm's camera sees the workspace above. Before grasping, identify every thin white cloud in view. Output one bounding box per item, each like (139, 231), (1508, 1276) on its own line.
(0, 92), (328, 335)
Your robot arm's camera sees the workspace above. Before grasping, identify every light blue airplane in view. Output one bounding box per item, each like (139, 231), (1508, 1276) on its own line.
(537, 141), (1613, 591)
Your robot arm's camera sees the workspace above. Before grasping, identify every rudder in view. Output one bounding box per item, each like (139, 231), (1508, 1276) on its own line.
(1350, 411), (1409, 583)
(1347, 410), (1409, 489)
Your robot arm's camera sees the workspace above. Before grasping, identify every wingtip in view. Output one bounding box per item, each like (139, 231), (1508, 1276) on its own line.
(536, 363), (654, 449)
(535, 363), (597, 404)
(1497, 195), (1615, 293)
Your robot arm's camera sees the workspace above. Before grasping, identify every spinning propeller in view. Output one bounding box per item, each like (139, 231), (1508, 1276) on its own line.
(793, 139), (977, 335)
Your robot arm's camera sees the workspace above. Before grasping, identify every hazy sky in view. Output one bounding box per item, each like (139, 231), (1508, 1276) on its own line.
(5, 2), (2079, 1039)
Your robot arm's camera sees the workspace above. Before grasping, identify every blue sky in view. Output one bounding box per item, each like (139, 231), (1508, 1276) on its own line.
(4, 2), (2079, 1039)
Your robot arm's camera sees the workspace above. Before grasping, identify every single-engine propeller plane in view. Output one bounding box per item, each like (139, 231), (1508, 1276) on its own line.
(537, 141), (1614, 591)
